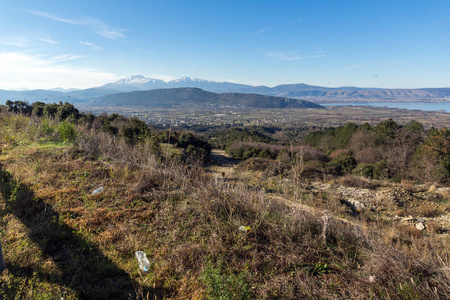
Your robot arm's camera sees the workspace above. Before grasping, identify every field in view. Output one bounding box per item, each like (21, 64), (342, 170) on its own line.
(79, 104), (450, 130)
(0, 108), (449, 299)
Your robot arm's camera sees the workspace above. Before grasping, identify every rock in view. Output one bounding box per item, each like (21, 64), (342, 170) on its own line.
(417, 217), (425, 223)
(342, 199), (365, 212)
(416, 222), (426, 231)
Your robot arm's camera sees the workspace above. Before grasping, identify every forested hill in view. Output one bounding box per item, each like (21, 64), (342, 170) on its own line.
(93, 87), (324, 109)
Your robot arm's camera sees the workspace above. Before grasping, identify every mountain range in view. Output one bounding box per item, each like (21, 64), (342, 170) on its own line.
(1, 75), (450, 105)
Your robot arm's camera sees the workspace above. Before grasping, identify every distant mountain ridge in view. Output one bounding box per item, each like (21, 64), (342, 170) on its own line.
(1, 75), (450, 105)
(93, 87), (324, 109)
(99, 75), (450, 102)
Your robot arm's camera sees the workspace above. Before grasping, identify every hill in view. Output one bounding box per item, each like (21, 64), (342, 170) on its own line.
(98, 75), (450, 102)
(0, 108), (449, 299)
(93, 87), (324, 109)
(3, 76), (450, 106)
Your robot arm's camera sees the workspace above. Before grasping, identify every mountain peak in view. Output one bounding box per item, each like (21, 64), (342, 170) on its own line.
(171, 76), (206, 83)
(114, 75), (154, 84)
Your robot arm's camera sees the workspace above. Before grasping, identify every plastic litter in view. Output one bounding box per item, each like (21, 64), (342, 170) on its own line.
(135, 251), (150, 272)
(92, 187), (104, 195)
(238, 226), (251, 233)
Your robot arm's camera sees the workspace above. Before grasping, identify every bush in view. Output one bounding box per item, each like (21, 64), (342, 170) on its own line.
(201, 260), (251, 300)
(354, 147), (380, 164)
(338, 174), (375, 189)
(333, 154), (357, 173)
(352, 163), (375, 178)
(57, 122), (77, 143)
(121, 117), (149, 145)
(329, 149), (351, 161)
(373, 160), (387, 179)
(417, 204), (442, 218)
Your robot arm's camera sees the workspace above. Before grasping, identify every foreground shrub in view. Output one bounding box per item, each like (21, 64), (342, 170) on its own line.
(57, 122), (77, 143)
(201, 260), (251, 300)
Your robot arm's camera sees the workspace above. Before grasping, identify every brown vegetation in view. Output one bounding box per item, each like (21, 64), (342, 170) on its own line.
(0, 111), (449, 299)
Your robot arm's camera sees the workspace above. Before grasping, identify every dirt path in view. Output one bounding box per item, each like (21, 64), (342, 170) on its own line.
(209, 149), (241, 167)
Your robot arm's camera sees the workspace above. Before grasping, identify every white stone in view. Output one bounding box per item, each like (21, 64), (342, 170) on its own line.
(416, 222), (426, 231)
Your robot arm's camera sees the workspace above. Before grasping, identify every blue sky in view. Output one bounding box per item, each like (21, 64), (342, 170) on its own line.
(1, 0), (450, 89)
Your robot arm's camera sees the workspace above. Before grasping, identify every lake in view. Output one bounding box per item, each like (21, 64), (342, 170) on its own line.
(323, 102), (450, 113)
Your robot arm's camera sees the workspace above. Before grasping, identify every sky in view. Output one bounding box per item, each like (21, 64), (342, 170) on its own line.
(1, 0), (450, 90)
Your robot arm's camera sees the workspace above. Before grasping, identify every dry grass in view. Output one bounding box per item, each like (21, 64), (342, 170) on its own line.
(338, 174), (375, 189)
(417, 204), (442, 218)
(401, 180), (417, 193)
(1, 112), (449, 299)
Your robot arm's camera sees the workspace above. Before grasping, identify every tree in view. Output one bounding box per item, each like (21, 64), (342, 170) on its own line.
(333, 154), (357, 173)
(384, 128), (423, 180)
(32, 102), (46, 117)
(415, 127), (450, 180)
(5, 100), (32, 115)
(375, 118), (399, 143)
(121, 117), (149, 145)
(56, 102), (80, 121)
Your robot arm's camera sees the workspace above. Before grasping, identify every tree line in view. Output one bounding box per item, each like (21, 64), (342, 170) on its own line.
(1, 100), (211, 162)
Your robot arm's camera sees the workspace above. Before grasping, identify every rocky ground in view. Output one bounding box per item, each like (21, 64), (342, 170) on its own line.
(308, 181), (450, 234)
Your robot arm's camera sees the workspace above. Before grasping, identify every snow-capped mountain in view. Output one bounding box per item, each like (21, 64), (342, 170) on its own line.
(114, 75), (164, 85)
(102, 75), (255, 93)
(101, 75), (167, 91)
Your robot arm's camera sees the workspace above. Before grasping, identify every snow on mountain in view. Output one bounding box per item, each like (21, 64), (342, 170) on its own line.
(169, 76), (211, 83)
(101, 75), (254, 93)
(113, 75), (164, 85)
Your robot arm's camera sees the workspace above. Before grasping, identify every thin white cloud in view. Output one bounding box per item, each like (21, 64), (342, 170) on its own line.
(47, 54), (84, 63)
(265, 51), (325, 61)
(80, 41), (103, 51)
(346, 62), (376, 69)
(346, 60), (407, 69)
(29, 10), (126, 39)
(0, 52), (119, 89)
(39, 37), (59, 45)
(254, 27), (271, 35)
(29, 10), (77, 24)
(1, 37), (29, 47)
(293, 18), (302, 23)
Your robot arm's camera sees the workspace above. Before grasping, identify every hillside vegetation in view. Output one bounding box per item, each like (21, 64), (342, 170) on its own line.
(221, 119), (450, 184)
(93, 88), (324, 109)
(0, 103), (449, 299)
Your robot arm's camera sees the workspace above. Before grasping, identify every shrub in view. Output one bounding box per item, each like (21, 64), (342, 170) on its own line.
(352, 163), (375, 178)
(301, 160), (328, 179)
(338, 174), (374, 189)
(354, 147), (380, 164)
(121, 117), (149, 145)
(57, 122), (77, 143)
(373, 159), (388, 179)
(401, 180), (416, 192)
(329, 149), (351, 161)
(417, 204), (442, 217)
(333, 154), (357, 173)
(201, 260), (252, 300)
(292, 145), (329, 162)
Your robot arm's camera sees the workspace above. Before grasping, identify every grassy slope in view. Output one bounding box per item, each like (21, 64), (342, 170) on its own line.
(0, 113), (449, 299)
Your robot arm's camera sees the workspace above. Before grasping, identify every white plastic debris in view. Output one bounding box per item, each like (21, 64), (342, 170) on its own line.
(238, 226), (251, 233)
(92, 187), (104, 195)
(135, 251), (150, 272)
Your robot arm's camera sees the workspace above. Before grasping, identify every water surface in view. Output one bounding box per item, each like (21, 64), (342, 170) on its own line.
(323, 102), (450, 113)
